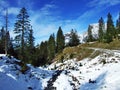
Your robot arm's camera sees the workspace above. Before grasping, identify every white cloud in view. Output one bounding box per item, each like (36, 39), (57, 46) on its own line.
(88, 0), (120, 7)
(17, 0), (34, 10)
(29, 3), (60, 44)
(8, 7), (20, 15)
(2, 0), (119, 45)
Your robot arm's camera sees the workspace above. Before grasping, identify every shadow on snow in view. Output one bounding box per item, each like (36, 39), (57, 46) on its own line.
(80, 72), (107, 90)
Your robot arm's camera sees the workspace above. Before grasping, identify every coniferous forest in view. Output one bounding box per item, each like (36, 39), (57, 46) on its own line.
(0, 7), (120, 67)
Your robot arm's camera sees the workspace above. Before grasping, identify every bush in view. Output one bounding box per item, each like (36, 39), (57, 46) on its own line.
(70, 53), (75, 59)
(100, 59), (106, 65)
(60, 55), (64, 63)
(21, 64), (29, 74)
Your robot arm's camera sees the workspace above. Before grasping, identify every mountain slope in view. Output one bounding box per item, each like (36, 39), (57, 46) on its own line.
(0, 47), (120, 90)
(48, 48), (120, 90)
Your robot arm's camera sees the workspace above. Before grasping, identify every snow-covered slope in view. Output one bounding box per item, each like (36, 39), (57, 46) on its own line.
(47, 48), (120, 90)
(0, 55), (54, 90)
(0, 48), (120, 90)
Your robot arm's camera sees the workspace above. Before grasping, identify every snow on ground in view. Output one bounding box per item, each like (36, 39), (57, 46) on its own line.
(0, 55), (54, 90)
(47, 48), (120, 90)
(0, 48), (120, 90)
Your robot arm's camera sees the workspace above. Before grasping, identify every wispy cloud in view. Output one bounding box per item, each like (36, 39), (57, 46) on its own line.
(0, 0), (119, 45)
(78, 0), (120, 24)
(8, 7), (20, 15)
(29, 2), (61, 44)
(17, 0), (34, 10)
(88, 0), (120, 7)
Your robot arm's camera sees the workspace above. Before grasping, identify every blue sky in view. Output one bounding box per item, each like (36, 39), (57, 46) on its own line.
(0, 0), (120, 44)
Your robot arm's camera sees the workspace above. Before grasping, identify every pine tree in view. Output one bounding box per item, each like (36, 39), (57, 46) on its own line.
(116, 13), (120, 39)
(39, 41), (48, 65)
(105, 13), (115, 43)
(69, 29), (80, 46)
(8, 38), (16, 57)
(6, 31), (11, 50)
(0, 27), (5, 53)
(32, 41), (48, 66)
(5, 9), (9, 55)
(0, 27), (14, 55)
(56, 26), (65, 53)
(24, 26), (35, 64)
(87, 25), (94, 42)
(14, 7), (31, 61)
(48, 34), (55, 62)
(28, 26), (34, 50)
(98, 17), (105, 42)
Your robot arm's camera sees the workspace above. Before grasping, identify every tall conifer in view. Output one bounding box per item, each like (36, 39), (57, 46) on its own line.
(48, 34), (55, 62)
(56, 27), (65, 53)
(106, 13), (115, 43)
(14, 7), (31, 61)
(98, 17), (104, 42)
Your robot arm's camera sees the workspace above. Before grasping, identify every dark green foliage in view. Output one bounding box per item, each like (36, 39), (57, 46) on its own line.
(70, 53), (75, 59)
(0, 27), (5, 53)
(24, 26), (35, 63)
(48, 34), (56, 62)
(28, 26), (35, 49)
(35, 41), (48, 66)
(116, 13), (120, 39)
(14, 7), (31, 61)
(56, 27), (65, 53)
(105, 13), (115, 43)
(69, 29), (80, 46)
(98, 17), (105, 42)
(60, 55), (64, 63)
(0, 27), (15, 55)
(21, 63), (29, 74)
(87, 25), (94, 42)
(8, 38), (16, 56)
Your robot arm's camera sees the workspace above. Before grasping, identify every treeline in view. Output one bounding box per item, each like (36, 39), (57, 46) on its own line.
(34, 27), (80, 66)
(87, 12), (120, 43)
(1, 7), (119, 67)
(0, 27), (14, 55)
(0, 7), (80, 67)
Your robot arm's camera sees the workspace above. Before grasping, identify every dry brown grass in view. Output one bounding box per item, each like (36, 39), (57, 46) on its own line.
(55, 45), (94, 62)
(55, 39), (120, 62)
(82, 39), (120, 50)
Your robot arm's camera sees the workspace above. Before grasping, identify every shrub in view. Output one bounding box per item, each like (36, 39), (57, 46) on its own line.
(70, 53), (75, 59)
(21, 64), (29, 74)
(100, 59), (106, 65)
(60, 55), (64, 63)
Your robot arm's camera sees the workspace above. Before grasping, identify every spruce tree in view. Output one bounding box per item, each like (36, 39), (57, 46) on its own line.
(69, 29), (80, 46)
(27, 26), (34, 50)
(0, 27), (14, 55)
(33, 41), (48, 66)
(105, 13), (115, 43)
(8, 38), (15, 57)
(116, 13), (120, 39)
(0, 27), (5, 53)
(87, 25), (93, 42)
(14, 7), (31, 61)
(48, 34), (55, 62)
(98, 17), (104, 42)
(24, 26), (35, 64)
(56, 26), (65, 53)
(39, 41), (48, 65)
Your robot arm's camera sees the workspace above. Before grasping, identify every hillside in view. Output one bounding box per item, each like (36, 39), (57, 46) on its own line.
(0, 42), (120, 90)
